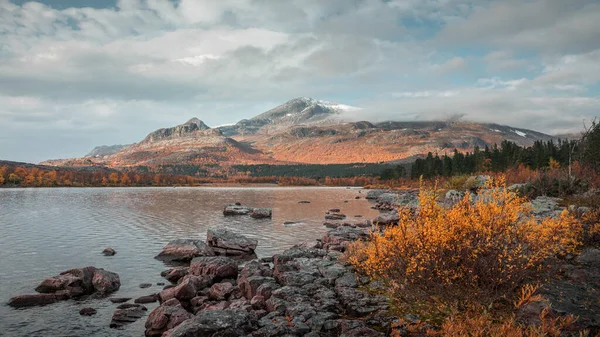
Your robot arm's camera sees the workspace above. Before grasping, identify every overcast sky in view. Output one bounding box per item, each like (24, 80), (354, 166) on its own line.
(1, 0), (599, 163)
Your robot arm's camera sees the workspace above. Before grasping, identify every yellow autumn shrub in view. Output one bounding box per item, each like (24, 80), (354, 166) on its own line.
(345, 177), (582, 313)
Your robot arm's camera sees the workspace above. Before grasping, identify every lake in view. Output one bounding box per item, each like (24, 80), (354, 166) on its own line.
(0, 186), (378, 337)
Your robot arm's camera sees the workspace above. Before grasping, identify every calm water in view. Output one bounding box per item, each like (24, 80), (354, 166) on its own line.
(0, 186), (377, 337)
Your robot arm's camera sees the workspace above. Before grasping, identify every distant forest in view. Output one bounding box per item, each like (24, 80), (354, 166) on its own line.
(381, 120), (600, 180)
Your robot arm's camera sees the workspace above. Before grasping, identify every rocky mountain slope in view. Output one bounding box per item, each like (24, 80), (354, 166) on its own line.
(41, 97), (555, 171)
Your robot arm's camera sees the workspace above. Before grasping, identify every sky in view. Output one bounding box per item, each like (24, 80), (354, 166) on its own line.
(1, 0), (599, 163)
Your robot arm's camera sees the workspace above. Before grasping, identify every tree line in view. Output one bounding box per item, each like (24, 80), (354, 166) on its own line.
(381, 120), (600, 180)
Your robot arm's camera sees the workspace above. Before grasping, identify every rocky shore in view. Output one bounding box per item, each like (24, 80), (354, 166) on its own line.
(6, 192), (600, 336)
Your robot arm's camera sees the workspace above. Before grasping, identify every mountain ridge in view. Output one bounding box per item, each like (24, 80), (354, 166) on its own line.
(40, 97), (557, 172)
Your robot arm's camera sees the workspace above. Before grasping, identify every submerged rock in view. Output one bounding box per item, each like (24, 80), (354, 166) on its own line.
(79, 307), (97, 316)
(206, 227), (258, 256)
(155, 239), (214, 262)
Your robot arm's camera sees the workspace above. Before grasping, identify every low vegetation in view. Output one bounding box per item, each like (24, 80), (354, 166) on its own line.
(345, 177), (589, 335)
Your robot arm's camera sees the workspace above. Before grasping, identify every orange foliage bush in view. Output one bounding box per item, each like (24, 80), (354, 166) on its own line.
(345, 177), (582, 317)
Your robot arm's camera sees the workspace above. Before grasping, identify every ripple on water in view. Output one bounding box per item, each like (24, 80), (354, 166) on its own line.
(0, 186), (378, 336)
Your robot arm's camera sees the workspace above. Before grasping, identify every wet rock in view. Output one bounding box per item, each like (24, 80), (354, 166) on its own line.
(92, 269), (121, 294)
(157, 282), (165, 286)
(190, 256), (238, 280)
(206, 227), (258, 256)
(298, 201), (311, 204)
(155, 239), (214, 262)
(9, 266), (120, 308)
(135, 294), (159, 304)
(223, 204), (254, 216)
(329, 208), (341, 213)
(162, 309), (250, 337)
(161, 267), (189, 284)
(102, 248), (116, 256)
(110, 304), (147, 329)
(145, 299), (192, 337)
(8, 292), (70, 308)
(250, 208), (273, 219)
(79, 307), (97, 316)
(35, 266), (96, 294)
(139, 283), (152, 289)
(209, 282), (234, 300)
(109, 297), (131, 304)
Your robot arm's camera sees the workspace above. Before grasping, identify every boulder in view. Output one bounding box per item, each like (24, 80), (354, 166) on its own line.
(92, 269), (121, 294)
(155, 239), (214, 262)
(530, 196), (563, 218)
(223, 204), (254, 216)
(9, 266), (120, 308)
(577, 248), (600, 267)
(365, 190), (387, 200)
(206, 227), (258, 256)
(145, 299), (192, 337)
(110, 304), (148, 329)
(102, 248), (116, 256)
(162, 309), (250, 337)
(376, 193), (398, 204)
(159, 275), (212, 303)
(190, 256), (238, 280)
(372, 212), (399, 226)
(250, 208), (273, 219)
(209, 282), (235, 300)
(445, 190), (465, 205)
(161, 267), (189, 284)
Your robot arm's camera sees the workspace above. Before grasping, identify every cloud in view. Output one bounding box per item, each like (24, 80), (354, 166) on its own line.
(0, 0), (599, 162)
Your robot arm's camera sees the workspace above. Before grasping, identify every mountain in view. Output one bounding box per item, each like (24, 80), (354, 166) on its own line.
(219, 97), (359, 136)
(85, 144), (131, 158)
(143, 118), (211, 143)
(41, 98), (555, 172)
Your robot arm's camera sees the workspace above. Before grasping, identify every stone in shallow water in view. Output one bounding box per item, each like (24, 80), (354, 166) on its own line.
(110, 304), (147, 329)
(9, 266), (120, 308)
(155, 239), (214, 262)
(102, 248), (116, 256)
(79, 307), (97, 316)
(206, 227), (258, 256)
(250, 208), (272, 219)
